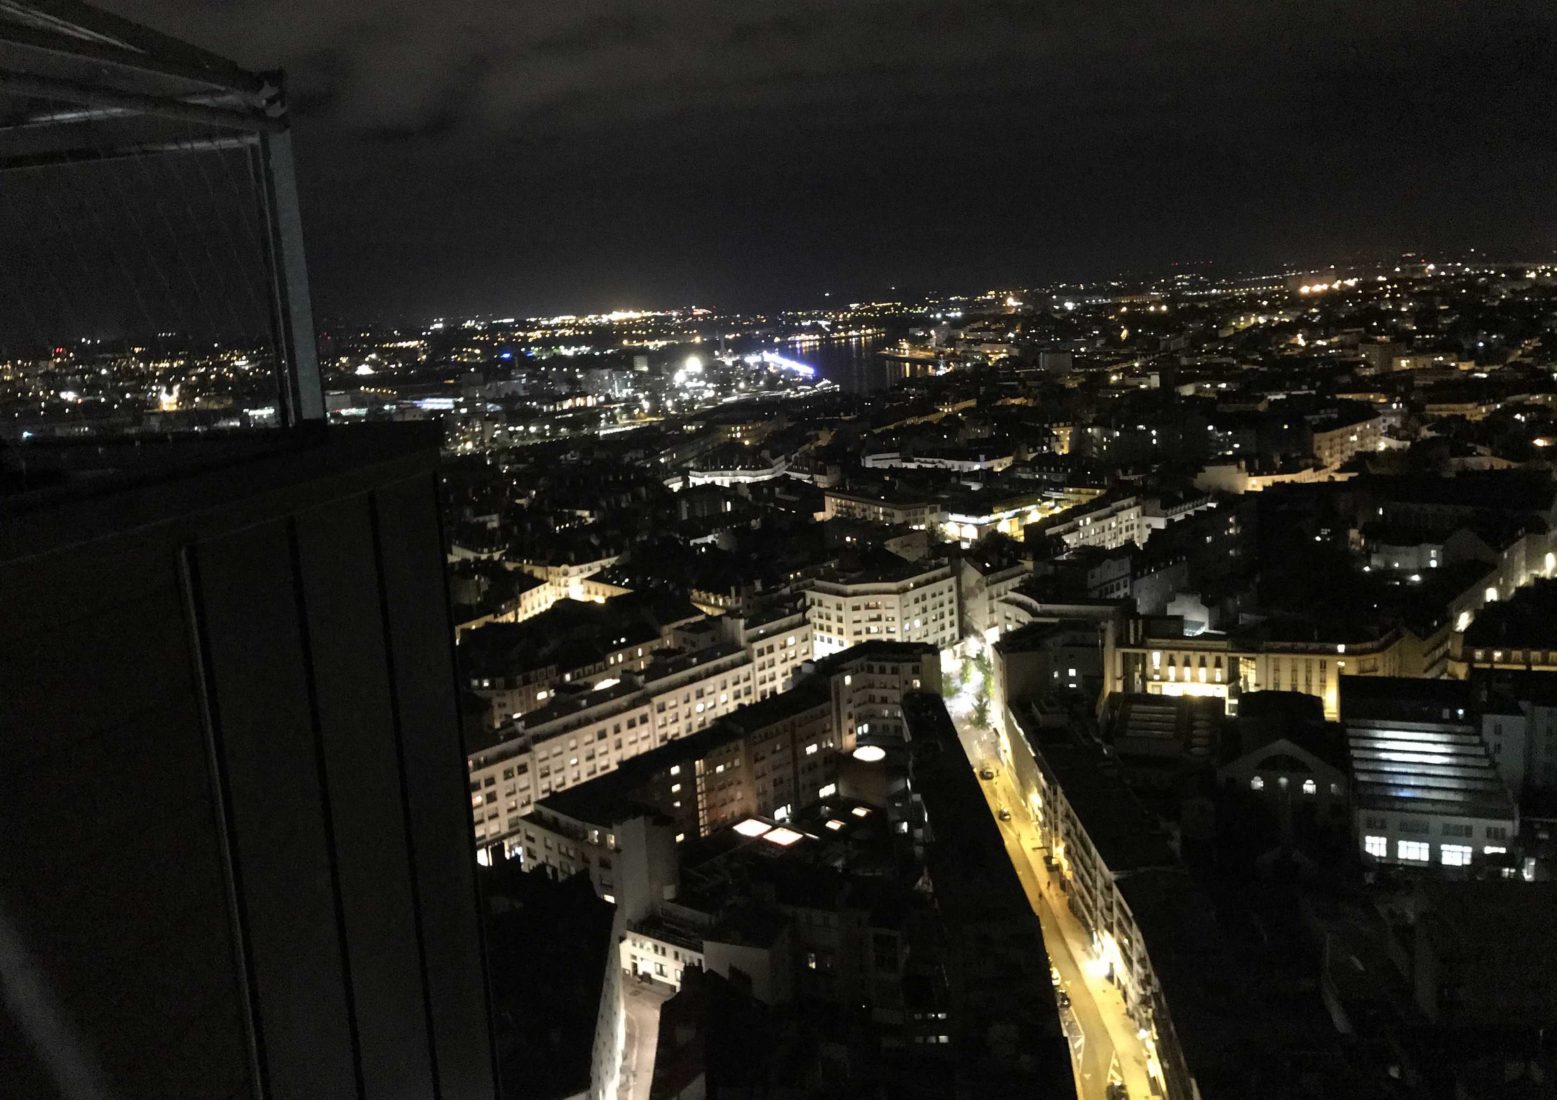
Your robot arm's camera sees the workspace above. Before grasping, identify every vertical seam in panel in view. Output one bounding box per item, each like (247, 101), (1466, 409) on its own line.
(368, 491), (445, 1099)
(425, 470), (503, 1096)
(179, 544), (269, 1100)
(286, 516), (368, 1100)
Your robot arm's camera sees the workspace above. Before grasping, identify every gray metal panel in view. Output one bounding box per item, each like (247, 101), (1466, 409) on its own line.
(257, 128), (324, 424)
(193, 521), (358, 1100)
(0, 534), (253, 1097)
(293, 497), (439, 1099)
(373, 474), (498, 1100)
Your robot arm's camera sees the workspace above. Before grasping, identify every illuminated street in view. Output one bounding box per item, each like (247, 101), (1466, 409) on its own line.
(618, 978), (674, 1100)
(950, 695), (1155, 1100)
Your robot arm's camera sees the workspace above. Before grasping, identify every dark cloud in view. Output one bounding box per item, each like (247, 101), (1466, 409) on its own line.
(103, 0), (1557, 318)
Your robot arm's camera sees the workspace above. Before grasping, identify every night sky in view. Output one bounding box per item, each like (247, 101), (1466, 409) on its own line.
(112, 1), (1557, 320)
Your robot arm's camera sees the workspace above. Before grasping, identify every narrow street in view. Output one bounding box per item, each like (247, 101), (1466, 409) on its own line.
(943, 649), (1154, 1099)
(618, 978), (673, 1100)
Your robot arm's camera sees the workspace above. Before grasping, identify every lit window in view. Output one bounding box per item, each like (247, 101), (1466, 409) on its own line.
(1364, 835), (1388, 858)
(675, 832), (686, 843)
(733, 819), (771, 838)
(805, 743), (819, 756)
(763, 826), (804, 847)
(844, 675), (852, 686)
(851, 806), (870, 818)
(818, 783), (837, 798)
(602, 893), (616, 905)
(1440, 845), (1472, 867)
(1302, 779), (1317, 795)
(671, 783), (681, 793)
(1484, 845), (1508, 855)
(670, 765), (680, 776)
(1397, 840), (1430, 862)
(825, 819), (846, 831)
(1250, 776), (1264, 791)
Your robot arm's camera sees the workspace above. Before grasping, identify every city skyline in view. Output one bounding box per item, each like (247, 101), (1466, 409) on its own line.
(7, 6), (1557, 1100)
(100, 0), (1557, 320)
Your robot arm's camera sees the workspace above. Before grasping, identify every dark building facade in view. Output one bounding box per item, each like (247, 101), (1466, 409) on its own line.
(1, 425), (497, 1099)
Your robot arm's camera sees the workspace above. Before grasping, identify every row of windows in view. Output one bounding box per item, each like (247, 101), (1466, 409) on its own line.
(1362, 816), (1508, 840)
(1363, 836), (1504, 865)
(1249, 776), (1335, 795)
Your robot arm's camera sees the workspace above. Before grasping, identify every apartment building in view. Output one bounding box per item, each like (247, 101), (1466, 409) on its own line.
(810, 640), (942, 753)
(461, 610), (663, 726)
(1037, 491), (1216, 555)
(1004, 704), (1194, 1099)
(686, 452), (789, 487)
(1310, 410), (1383, 468)
(503, 642), (939, 877)
(821, 487), (938, 530)
(1469, 669), (1557, 799)
(806, 558), (959, 656)
(515, 552), (623, 587)
(466, 612), (813, 851)
(862, 446), (1015, 473)
(940, 484), (1103, 545)
(1451, 577), (1557, 678)
(1040, 494), (1151, 551)
(511, 684), (838, 881)
(957, 553), (1030, 639)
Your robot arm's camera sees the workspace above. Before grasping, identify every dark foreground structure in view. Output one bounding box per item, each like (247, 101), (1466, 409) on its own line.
(1, 425), (498, 1098)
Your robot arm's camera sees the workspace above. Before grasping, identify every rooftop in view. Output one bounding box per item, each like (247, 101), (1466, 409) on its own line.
(3, 423), (442, 556)
(1464, 579), (1557, 648)
(1341, 677), (1515, 819)
(1013, 705), (1179, 873)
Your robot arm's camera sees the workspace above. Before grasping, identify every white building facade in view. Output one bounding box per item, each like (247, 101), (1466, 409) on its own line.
(805, 564), (959, 657)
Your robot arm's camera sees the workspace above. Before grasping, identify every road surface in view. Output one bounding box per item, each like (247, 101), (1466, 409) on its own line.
(618, 977), (673, 1100)
(951, 692), (1156, 1100)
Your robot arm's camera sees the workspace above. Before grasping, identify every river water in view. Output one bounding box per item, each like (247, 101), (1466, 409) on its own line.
(734, 333), (941, 394)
